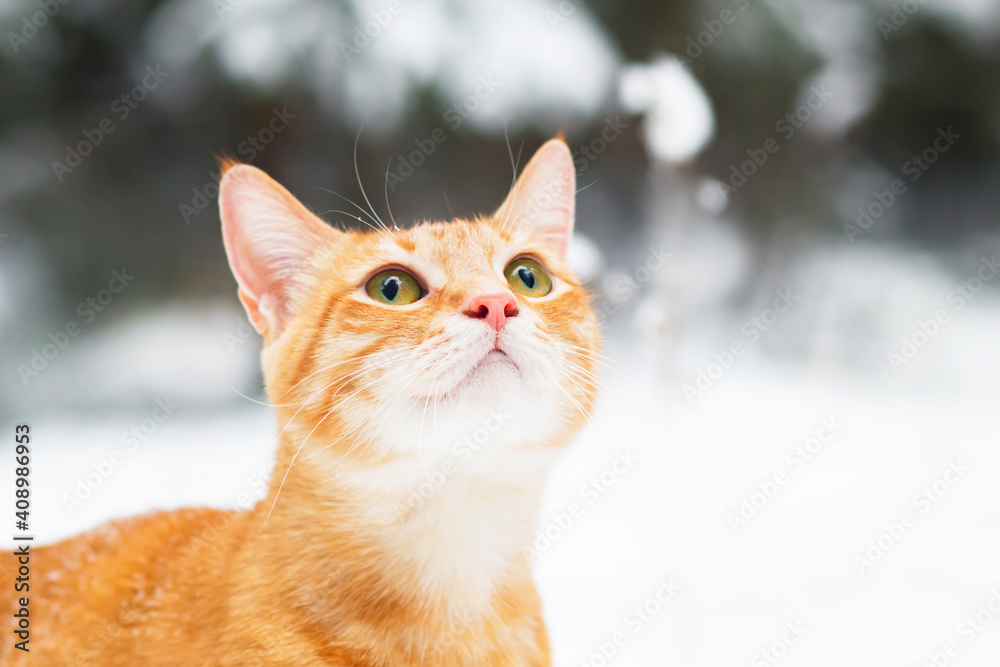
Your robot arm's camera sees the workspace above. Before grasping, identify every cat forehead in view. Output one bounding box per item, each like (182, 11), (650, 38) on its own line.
(346, 218), (531, 284)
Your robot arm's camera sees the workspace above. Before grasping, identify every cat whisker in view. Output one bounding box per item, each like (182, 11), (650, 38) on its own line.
(328, 370), (420, 490)
(556, 348), (609, 379)
(268, 349), (424, 479)
(560, 354), (605, 379)
(552, 376), (593, 423)
(296, 360), (424, 470)
(367, 364), (426, 451)
(384, 156), (400, 231)
(353, 127), (391, 233)
(329, 366), (425, 476)
(260, 376), (367, 532)
(560, 358), (609, 392)
(557, 342), (633, 376)
(415, 379), (434, 490)
(442, 191), (454, 219)
(288, 349), (425, 446)
(262, 359), (425, 532)
(273, 360), (400, 453)
(503, 121), (521, 198)
(412, 377), (465, 512)
(318, 208), (383, 234)
(558, 366), (602, 401)
(281, 345), (423, 398)
(497, 124), (525, 236)
(315, 187), (384, 232)
(226, 382), (297, 408)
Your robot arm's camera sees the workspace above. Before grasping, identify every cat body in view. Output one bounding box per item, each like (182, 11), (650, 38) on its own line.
(1, 139), (599, 665)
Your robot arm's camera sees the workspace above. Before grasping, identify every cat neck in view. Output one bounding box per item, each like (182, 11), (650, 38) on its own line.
(245, 423), (559, 654)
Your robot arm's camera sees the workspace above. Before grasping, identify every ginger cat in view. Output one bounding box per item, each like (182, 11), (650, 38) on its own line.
(1, 138), (600, 666)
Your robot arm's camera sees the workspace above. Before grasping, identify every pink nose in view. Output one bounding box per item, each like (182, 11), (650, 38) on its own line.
(462, 290), (519, 331)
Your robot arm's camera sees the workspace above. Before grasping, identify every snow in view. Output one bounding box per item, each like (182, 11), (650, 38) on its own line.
(776, 0), (884, 138)
(922, 0), (1000, 47)
(4, 407), (276, 542)
(539, 354), (1000, 666)
(4, 0), (998, 662)
(6, 302), (261, 411)
(620, 56), (715, 165)
(3, 244), (999, 665)
(142, 0), (621, 133)
(567, 232), (606, 283)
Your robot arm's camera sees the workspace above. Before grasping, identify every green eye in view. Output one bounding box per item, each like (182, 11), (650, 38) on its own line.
(365, 269), (423, 305)
(504, 257), (552, 297)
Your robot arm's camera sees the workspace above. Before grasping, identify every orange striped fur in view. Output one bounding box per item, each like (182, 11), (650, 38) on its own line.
(1, 139), (599, 665)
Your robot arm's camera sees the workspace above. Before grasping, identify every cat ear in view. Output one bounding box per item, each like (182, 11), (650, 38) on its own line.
(494, 138), (576, 257)
(219, 162), (342, 337)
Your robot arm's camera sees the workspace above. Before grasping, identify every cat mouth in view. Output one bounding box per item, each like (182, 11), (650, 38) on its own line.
(427, 347), (520, 402)
(484, 347), (516, 367)
(467, 344), (520, 379)
(429, 342), (522, 401)
(488, 343), (518, 365)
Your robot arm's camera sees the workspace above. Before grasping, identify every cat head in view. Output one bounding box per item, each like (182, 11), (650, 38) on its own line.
(219, 139), (599, 470)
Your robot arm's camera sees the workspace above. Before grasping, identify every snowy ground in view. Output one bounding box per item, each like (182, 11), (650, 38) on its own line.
(3, 245), (1000, 667)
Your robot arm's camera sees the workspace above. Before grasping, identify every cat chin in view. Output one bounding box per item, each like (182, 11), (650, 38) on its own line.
(352, 374), (564, 462)
(447, 350), (521, 394)
(434, 361), (560, 431)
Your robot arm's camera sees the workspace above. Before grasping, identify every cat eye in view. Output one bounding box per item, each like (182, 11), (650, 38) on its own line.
(365, 269), (424, 305)
(503, 257), (552, 297)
